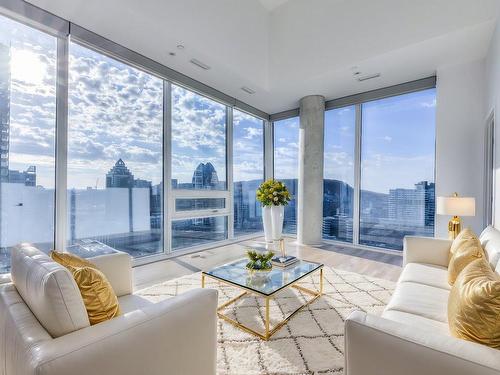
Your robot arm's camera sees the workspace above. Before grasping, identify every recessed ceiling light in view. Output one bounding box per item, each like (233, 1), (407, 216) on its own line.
(169, 52), (176, 56)
(357, 73), (381, 82)
(241, 86), (256, 94)
(190, 58), (210, 70)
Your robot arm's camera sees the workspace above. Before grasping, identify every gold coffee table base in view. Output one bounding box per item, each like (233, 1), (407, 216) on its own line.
(202, 268), (323, 341)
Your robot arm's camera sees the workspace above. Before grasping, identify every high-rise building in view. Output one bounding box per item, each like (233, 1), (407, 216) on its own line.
(388, 181), (435, 227)
(192, 162), (219, 189)
(8, 165), (36, 186)
(0, 43), (10, 183)
(106, 158), (135, 188)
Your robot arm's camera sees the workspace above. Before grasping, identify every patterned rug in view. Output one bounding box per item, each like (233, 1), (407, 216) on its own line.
(136, 266), (395, 375)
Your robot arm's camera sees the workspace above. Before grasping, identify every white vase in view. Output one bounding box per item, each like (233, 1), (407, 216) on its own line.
(270, 205), (285, 241)
(262, 206), (273, 243)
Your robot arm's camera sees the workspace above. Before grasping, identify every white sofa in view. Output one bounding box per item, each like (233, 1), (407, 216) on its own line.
(345, 226), (500, 375)
(0, 244), (218, 375)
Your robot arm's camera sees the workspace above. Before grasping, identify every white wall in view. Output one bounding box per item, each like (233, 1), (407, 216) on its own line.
(435, 59), (486, 237)
(485, 19), (500, 227)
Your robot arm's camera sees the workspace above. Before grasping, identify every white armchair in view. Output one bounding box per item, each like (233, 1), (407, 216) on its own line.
(0, 244), (218, 375)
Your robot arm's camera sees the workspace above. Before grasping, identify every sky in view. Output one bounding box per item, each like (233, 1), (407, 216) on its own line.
(1, 14), (435, 194)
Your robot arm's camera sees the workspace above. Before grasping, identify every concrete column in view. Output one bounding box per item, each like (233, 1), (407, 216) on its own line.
(297, 95), (325, 245)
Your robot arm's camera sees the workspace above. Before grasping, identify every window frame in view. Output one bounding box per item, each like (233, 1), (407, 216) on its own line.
(0, 2), (270, 271)
(272, 82), (437, 253)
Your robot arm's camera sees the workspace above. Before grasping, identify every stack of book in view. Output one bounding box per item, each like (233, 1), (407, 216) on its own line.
(271, 255), (299, 268)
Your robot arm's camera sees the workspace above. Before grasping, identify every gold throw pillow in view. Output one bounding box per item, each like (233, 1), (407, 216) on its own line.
(51, 251), (120, 325)
(448, 228), (483, 285)
(50, 250), (96, 268)
(448, 258), (500, 348)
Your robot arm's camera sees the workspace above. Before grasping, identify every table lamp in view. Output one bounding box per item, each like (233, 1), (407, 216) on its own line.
(436, 193), (475, 240)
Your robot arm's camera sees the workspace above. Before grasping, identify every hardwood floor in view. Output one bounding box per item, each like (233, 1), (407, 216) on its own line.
(134, 237), (402, 290)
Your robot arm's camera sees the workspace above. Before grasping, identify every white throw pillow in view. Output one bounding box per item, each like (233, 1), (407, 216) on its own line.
(479, 226), (500, 268)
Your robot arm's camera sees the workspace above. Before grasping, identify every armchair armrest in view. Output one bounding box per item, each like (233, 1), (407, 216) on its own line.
(33, 288), (218, 375)
(403, 236), (452, 267)
(88, 250), (133, 296)
(345, 311), (500, 375)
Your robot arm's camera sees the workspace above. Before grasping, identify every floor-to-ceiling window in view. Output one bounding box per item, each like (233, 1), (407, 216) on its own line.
(323, 88), (436, 251)
(233, 109), (264, 236)
(0, 15), (57, 272)
(323, 106), (355, 242)
(273, 116), (299, 234)
(359, 89), (436, 250)
(67, 42), (164, 258)
(171, 85), (229, 250)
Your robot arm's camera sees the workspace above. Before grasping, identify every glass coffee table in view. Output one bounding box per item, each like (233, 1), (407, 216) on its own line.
(202, 258), (323, 340)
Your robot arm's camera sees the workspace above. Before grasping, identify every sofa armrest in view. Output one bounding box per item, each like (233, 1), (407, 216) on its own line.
(345, 311), (500, 375)
(88, 250), (133, 296)
(403, 236), (452, 267)
(33, 288), (218, 375)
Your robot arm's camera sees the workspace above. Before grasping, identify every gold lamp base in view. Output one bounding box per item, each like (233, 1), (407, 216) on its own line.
(448, 216), (462, 240)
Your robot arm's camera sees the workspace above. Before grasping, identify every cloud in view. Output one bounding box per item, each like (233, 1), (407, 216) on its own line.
(421, 98), (436, 108)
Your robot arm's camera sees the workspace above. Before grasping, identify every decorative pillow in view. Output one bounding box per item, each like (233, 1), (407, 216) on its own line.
(51, 251), (121, 325)
(448, 228), (484, 285)
(67, 265), (121, 325)
(448, 258), (500, 348)
(50, 250), (96, 269)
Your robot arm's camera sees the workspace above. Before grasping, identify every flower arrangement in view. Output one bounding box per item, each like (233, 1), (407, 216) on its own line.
(246, 249), (274, 271)
(256, 179), (291, 207)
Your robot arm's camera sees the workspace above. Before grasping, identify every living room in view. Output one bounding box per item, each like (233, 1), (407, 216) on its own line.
(0, 0), (499, 374)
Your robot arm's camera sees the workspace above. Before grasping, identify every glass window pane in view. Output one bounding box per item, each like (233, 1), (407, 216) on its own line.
(233, 109), (264, 236)
(175, 198), (225, 211)
(171, 85), (226, 190)
(273, 117), (299, 234)
(172, 216), (227, 250)
(323, 106), (355, 242)
(360, 89), (436, 250)
(67, 43), (164, 258)
(0, 15), (57, 272)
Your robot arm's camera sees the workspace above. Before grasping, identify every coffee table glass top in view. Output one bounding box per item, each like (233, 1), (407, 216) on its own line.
(203, 258), (323, 296)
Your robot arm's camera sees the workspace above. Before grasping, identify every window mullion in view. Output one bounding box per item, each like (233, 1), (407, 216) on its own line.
(163, 81), (172, 255)
(54, 36), (69, 252)
(353, 104), (362, 246)
(227, 107), (234, 239)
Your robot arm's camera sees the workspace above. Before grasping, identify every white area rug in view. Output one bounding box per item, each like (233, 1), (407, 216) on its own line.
(137, 266), (395, 375)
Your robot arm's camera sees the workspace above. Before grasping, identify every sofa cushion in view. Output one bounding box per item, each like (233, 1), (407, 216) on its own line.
(10, 244), (90, 337)
(448, 258), (500, 348)
(67, 265), (121, 325)
(385, 281), (449, 323)
(50, 250), (96, 268)
(382, 310), (450, 335)
(479, 225), (500, 269)
(398, 263), (450, 290)
(448, 228), (484, 285)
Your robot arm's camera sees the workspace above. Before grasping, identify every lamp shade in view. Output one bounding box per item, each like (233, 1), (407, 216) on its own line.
(436, 196), (475, 216)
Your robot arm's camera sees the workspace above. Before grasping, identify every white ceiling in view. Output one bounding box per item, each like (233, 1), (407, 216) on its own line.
(258, 0), (290, 11)
(27, 0), (500, 114)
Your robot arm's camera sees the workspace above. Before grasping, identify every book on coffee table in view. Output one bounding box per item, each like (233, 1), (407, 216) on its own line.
(271, 255), (299, 267)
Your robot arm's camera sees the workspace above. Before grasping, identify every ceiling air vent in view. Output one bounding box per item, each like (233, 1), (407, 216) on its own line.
(190, 58), (210, 70)
(357, 73), (381, 82)
(241, 86), (256, 94)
